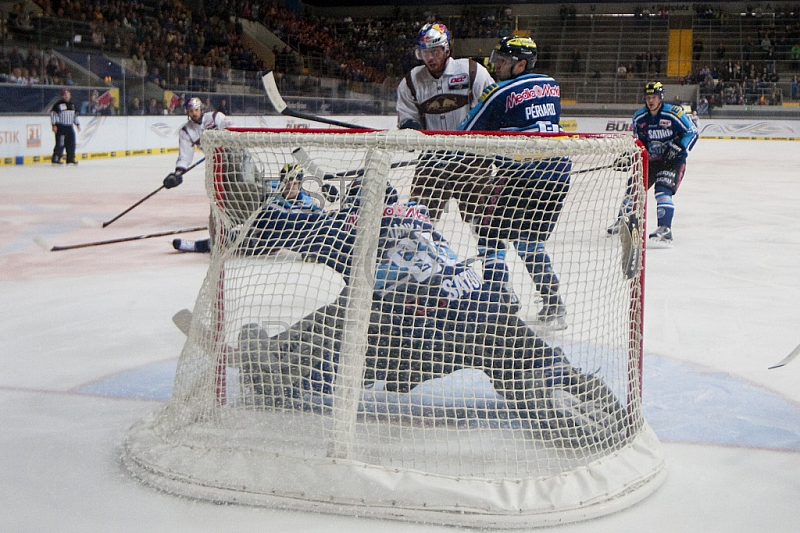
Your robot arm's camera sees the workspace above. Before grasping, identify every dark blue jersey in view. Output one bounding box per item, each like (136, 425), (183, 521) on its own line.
(458, 73), (562, 132)
(632, 101), (698, 162)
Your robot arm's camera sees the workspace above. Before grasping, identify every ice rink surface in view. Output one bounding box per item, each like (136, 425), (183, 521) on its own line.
(2, 139), (799, 532)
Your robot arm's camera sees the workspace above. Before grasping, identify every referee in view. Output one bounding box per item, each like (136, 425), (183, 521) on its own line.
(51, 89), (81, 165)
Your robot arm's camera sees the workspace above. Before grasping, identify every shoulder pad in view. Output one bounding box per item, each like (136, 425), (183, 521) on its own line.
(479, 84), (499, 103)
(665, 104), (684, 118)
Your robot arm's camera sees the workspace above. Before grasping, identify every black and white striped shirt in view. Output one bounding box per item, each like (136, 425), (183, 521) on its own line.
(51, 99), (80, 127)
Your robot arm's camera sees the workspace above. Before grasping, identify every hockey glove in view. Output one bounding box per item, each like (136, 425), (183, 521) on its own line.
(163, 172), (183, 189)
(321, 183), (339, 203)
(398, 118), (423, 130)
(664, 142), (684, 162)
(612, 153), (634, 172)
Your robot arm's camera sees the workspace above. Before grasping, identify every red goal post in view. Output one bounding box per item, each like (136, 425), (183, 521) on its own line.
(124, 128), (660, 528)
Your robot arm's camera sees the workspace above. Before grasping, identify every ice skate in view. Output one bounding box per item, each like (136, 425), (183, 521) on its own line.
(535, 298), (567, 330)
(648, 226), (673, 248)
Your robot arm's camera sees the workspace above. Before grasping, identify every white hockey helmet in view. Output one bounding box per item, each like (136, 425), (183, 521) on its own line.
(415, 23), (451, 59)
(185, 97), (204, 112)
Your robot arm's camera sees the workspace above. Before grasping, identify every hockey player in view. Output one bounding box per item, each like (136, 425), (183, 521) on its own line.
(235, 186), (623, 447)
(168, 97), (233, 253)
(50, 89), (80, 165)
(396, 22), (495, 220)
(458, 36), (571, 329)
(608, 81), (698, 247)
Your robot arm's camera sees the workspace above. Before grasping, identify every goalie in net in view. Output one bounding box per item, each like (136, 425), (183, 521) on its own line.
(227, 167), (627, 448)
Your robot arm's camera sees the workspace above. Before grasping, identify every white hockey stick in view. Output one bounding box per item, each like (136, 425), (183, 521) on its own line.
(291, 147), (416, 182)
(769, 343), (800, 369)
(262, 72), (369, 130)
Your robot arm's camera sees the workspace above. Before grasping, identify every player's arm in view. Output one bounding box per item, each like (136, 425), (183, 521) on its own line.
(396, 78), (422, 128)
(458, 83), (500, 131)
(471, 63), (496, 106)
(164, 129), (195, 189)
(215, 112), (234, 130)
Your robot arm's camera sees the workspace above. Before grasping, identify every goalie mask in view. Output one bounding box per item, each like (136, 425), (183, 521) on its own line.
(279, 163), (304, 184)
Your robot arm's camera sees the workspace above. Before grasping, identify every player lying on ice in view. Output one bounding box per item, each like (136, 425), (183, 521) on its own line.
(231, 174), (626, 448)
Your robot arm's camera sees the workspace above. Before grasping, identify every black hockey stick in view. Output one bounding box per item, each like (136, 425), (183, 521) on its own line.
(83, 157), (206, 228)
(34, 226), (207, 252)
(262, 72), (369, 130)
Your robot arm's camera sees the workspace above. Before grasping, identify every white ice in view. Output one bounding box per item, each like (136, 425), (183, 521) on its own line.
(2, 140), (799, 532)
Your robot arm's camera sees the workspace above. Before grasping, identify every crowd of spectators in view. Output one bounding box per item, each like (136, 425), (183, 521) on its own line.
(681, 8), (800, 108)
(0, 44), (74, 86)
(4, 0), (800, 109)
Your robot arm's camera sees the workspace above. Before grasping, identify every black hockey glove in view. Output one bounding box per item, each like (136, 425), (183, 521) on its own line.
(398, 118), (423, 130)
(613, 153), (634, 172)
(163, 172), (183, 189)
(664, 142), (684, 162)
(321, 183), (339, 203)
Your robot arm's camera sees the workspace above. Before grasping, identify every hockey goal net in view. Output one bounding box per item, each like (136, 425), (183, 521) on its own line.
(124, 128), (663, 528)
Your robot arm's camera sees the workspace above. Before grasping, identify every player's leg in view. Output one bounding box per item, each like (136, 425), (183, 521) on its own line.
(409, 152), (452, 220)
(65, 127), (77, 164)
(474, 314), (625, 447)
(513, 239), (566, 329)
(51, 127), (64, 164)
(648, 161), (685, 247)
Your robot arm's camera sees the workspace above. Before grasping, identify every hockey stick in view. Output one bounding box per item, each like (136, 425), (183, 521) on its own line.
(83, 157), (206, 228)
(262, 72), (368, 130)
(34, 226), (207, 252)
(769, 343), (800, 369)
(292, 147), (416, 181)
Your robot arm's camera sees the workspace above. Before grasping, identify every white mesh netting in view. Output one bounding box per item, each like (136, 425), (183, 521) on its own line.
(123, 129), (664, 528)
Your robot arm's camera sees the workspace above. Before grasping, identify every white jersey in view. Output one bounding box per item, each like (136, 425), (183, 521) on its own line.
(397, 58), (494, 131)
(175, 111), (233, 171)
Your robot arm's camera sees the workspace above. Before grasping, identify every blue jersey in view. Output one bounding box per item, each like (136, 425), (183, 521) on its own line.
(458, 73), (562, 132)
(633, 101), (698, 163)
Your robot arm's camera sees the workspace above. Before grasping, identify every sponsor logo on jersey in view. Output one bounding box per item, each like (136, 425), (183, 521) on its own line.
(505, 84), (560, 111)
(442, 269), (483, 300)
(383, 203), (431, 222)
(659, 119), (672, 128)
(420, 94), (468, 114)
(448, 74), (469, 90)
(649, 128), (674, 140)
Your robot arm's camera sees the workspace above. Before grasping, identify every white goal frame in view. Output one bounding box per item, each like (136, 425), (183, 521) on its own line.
(124, 129), (663, 528)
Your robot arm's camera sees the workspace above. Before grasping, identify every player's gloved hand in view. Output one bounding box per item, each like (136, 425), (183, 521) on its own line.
(321, 183), (339, 203)
(398, 118), (423, 130)
(613, 153), (634, 172)
(664, 142), (684, 162)
(163, 172), (183, 189)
